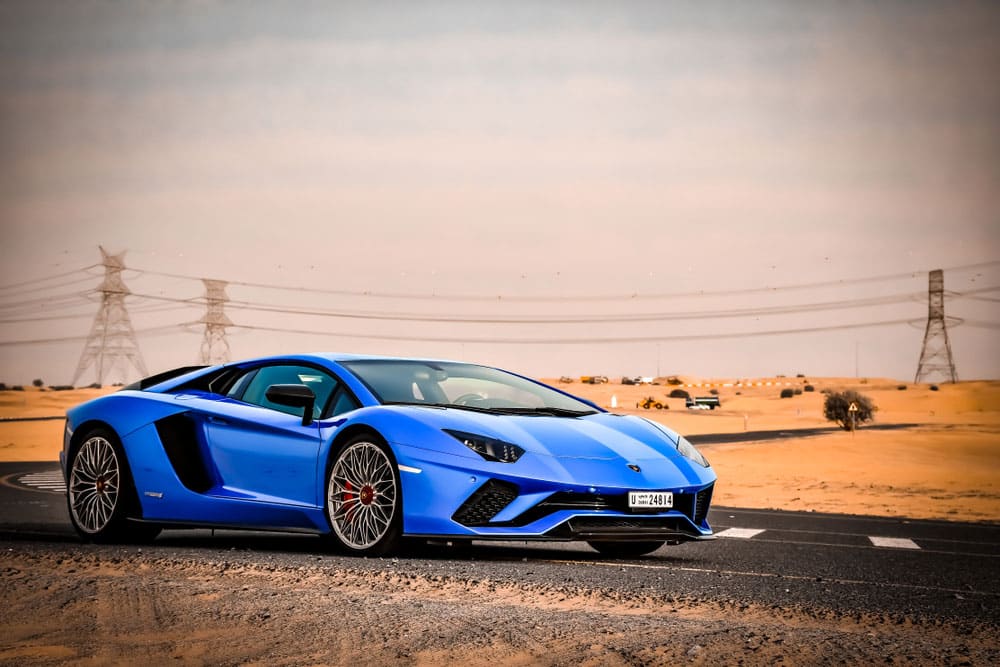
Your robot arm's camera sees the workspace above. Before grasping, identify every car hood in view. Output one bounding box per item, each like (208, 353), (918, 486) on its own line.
(389, 406), (685, 463)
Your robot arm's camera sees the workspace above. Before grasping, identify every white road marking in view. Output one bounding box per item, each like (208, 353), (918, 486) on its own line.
(715, 527), (766, 539)
(17, 471), (66, 493)
(869, 536), (921, 550)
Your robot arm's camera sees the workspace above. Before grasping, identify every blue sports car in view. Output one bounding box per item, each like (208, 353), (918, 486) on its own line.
(61, 354), (715, 557)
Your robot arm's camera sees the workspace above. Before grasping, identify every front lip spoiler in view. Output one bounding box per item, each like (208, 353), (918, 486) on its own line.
(542, 516), (712, 542)
(561, 530), (715, 543)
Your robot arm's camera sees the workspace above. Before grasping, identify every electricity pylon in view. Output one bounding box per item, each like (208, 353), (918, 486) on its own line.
(914, 269), (958, 383)
(198, 279), (232, 365)
(72, 247), (149, 386)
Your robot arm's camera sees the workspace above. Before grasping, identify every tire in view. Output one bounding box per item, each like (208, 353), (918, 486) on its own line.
(67, 428), (160, 543)
(325, 434), (402, 556)
(587, 541), (665, 558)
(654, 402), (663, 410)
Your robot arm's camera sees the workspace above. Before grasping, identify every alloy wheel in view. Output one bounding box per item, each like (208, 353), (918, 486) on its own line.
(328, 441), (398, 550)
(69, 436), (120, 534)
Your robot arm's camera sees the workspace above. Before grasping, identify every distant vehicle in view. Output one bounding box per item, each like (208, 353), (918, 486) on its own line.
(621, 376), (642, 385)
(639, 377), (654, 385)
(581, 376), (608, 385)
(686, 396), (721, 410)
(558, 376), (574, 384)
(640, 396), (667, 410)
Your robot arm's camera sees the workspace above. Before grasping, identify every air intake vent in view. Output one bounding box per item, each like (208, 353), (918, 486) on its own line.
(694, 485), (713, 524)
(452, 479), (519, 526)
(554, 516), (698, 540)
(155, 412), (213, 493)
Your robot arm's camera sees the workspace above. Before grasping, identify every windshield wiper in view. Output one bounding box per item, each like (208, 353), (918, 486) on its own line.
(490, 406), (597, 417)
(382, 401), (499, 415)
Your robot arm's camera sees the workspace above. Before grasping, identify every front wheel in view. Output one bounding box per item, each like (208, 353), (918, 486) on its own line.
(587, 541), (665, 558)
(67, 428), (160, 543)
(325, 435), (402, 556)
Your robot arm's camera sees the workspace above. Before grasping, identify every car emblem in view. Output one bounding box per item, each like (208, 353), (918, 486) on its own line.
(627, 464), (641, 473)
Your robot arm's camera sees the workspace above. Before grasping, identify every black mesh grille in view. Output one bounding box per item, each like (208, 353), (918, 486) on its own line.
(507, 488), (712, 527)
(551, 516), (700, 540)
(508, 492), (629, 526)
(694, 485), (713, 524)
(452, 479), (519, 526)
(573, 518), (651, 530)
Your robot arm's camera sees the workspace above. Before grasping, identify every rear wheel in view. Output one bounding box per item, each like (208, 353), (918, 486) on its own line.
(587, 541), (665, 558)
(67, 428), (160, 543)
(325, 435), (402, 556)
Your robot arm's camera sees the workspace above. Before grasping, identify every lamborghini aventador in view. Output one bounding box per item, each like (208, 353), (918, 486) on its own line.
(61, 354), (715, 557)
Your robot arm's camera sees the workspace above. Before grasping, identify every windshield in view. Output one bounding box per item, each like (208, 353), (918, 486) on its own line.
(340, 360), (599, 415)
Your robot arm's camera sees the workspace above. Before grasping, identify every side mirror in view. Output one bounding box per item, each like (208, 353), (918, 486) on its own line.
(265, 384), (316, 426)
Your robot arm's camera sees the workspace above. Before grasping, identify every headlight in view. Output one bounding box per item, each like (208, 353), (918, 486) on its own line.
(641, 418), (710, 468)
(676, 435), (710, 468)
(444, 429), (524, 463)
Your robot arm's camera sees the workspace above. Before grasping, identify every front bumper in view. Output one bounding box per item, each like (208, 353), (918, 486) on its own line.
(449, 483), (714, 542)
(393, 441), (717, 541)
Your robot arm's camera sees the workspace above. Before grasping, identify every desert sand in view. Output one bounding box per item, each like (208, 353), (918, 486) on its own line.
(2, 378), (998, 522)
(560, 376), (1000, 522)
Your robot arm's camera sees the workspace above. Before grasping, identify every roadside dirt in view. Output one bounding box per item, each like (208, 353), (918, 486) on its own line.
(1, 545), (995, 666)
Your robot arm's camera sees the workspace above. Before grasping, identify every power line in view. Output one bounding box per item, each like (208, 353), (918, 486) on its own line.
(123, 259), (1000, 303)
(215, 291), (926, 325)
(0, 264), (100, 292)
(2, 258), (995, 366)
(17, 281), (984, 328)
(232, 317), (917, 345)
(0, 291), (92, 311)
(0, 323), (189, 347)
(0, 302), (195, 325)
(0, 284), (950, 327)
(0, 275), (98, 298)
(962, 319), (1000, 330)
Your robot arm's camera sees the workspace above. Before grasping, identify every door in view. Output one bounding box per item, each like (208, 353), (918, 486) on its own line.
(201, 364), (340, 507)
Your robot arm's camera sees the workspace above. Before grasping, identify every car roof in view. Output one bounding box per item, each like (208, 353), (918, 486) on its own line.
(305, 352), (465, 365)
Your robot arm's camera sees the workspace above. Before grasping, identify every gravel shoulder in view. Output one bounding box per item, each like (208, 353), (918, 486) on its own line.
(2, 540), (996, 666)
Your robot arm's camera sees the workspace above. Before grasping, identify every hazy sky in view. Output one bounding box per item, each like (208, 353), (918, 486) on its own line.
(1, 1), (998, 385)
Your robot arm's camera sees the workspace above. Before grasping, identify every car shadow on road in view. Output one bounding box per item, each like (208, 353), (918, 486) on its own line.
(0, 527), (699, 564)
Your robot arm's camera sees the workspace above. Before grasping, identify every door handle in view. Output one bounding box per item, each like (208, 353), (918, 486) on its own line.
(206, 416), (229, 426)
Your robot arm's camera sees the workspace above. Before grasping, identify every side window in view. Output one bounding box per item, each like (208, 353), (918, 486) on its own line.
(237, 365), (338, 419)
(226, 368), (259, 400)
(329, 387), (361, 417)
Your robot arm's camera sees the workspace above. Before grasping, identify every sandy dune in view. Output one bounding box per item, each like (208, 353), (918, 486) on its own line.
(2, 378), (998, 523)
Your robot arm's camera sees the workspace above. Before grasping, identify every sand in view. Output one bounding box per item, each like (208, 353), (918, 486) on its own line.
(2, 378), (998, 523)
(0, 387), (107, 463)
(562, 377), (1000, 522)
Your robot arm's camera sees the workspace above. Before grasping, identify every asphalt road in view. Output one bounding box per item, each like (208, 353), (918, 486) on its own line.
(2, 461), (998, 625)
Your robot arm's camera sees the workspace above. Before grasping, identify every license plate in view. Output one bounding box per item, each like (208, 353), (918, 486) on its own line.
(628, 491), (673, 509)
